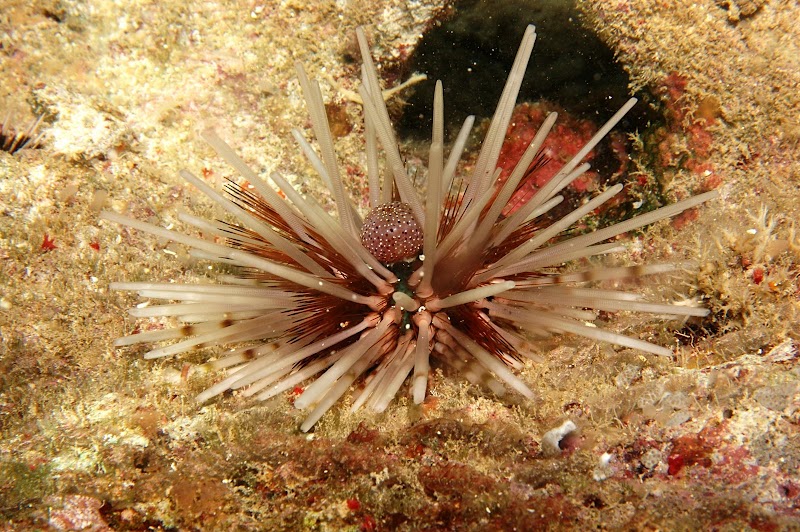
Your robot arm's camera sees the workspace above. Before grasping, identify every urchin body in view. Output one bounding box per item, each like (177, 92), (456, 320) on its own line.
(102, 26), (715, 432)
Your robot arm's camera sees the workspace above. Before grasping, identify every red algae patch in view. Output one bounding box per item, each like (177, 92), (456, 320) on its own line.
(495, 100), (630, 216)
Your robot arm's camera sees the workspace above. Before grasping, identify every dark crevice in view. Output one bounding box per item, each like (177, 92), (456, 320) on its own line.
(396, 0), (657, 139)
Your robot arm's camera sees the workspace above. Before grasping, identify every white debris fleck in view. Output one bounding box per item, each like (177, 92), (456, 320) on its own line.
(593, 452), (614, 481)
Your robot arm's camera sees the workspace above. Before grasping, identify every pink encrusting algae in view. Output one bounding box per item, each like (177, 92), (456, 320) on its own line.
(101, 25), (716, 432)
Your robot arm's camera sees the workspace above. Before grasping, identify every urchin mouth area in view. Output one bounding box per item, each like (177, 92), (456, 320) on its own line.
(387, 259), (421, 315)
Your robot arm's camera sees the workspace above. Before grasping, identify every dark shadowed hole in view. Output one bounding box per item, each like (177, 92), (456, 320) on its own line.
(396, 0), (657, 139)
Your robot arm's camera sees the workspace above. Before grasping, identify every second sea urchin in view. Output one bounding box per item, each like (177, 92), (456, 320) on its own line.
(0, 111), (44, 154)
(101, 25), (716, 432)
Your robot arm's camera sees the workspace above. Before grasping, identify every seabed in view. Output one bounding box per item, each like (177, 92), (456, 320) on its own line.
(1, 0), (799, 529)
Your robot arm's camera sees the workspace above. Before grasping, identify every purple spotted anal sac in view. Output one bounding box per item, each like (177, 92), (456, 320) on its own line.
(360, 201), (424, 264)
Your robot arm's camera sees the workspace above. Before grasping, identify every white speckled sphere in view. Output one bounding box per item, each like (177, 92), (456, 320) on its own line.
(360, 201), (423, 264)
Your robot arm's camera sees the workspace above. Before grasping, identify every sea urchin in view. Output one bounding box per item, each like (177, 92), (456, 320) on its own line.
(0, 111), (44, 154)
(101, 26), (716, 432)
